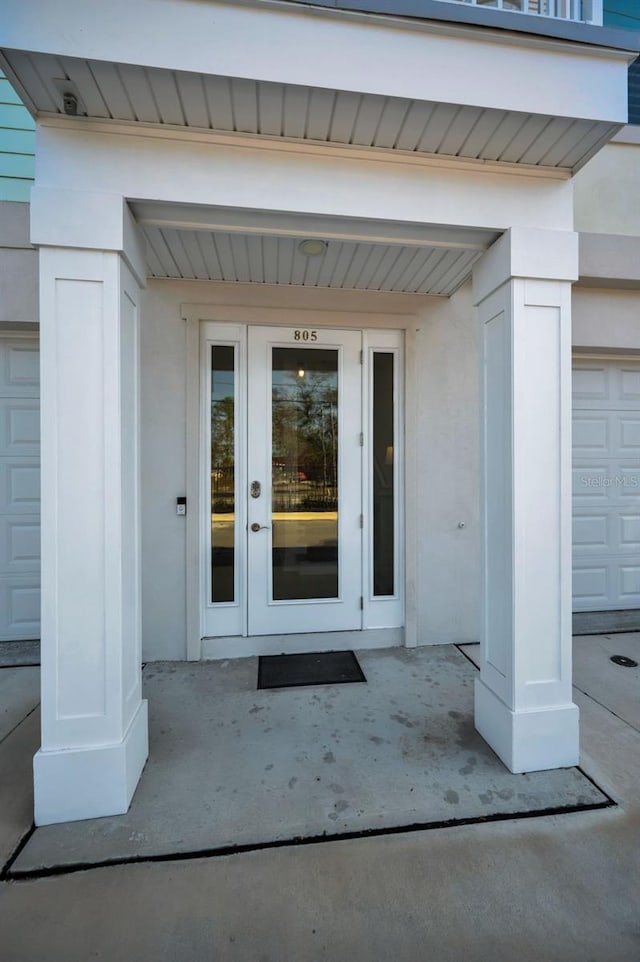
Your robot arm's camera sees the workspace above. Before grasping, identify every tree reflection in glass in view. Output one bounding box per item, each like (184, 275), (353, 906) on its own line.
(271, 348), (339, 600)
(210, 345), (235, 603)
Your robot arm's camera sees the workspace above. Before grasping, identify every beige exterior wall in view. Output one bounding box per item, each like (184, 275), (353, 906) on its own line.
(0, 200), (38, 325)
(572, 130), (640, 353)
(573, 287), (640, 351)
(574, 133), (640, 238)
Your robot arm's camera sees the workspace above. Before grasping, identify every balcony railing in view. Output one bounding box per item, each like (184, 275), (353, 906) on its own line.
(436, 0), (603, 24)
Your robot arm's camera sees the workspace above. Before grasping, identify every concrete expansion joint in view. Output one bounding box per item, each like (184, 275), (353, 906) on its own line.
(0, 704), (38, 750)
(2, 799), (616, 884)
(573, 681), (640, 736)
(0, 823), (35, 882)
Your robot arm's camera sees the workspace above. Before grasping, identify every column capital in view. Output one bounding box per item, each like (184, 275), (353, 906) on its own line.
(473, 227), (579, 306)
(30, 187), (147, 288)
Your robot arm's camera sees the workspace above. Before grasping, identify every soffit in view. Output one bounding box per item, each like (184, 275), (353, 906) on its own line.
(3, 50), (619, 170)
(141, 226), (482, 295)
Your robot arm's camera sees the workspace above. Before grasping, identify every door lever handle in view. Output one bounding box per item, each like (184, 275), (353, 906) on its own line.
(250, 522), (269, 532)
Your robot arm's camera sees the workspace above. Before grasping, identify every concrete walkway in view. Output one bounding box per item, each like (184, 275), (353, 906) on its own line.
(11, 647), (605, 874)
(1, 635), (639, 961)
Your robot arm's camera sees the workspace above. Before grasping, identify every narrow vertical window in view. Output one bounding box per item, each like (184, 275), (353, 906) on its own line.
(373, 352), (395, 596)
(210, 345), (235, 603)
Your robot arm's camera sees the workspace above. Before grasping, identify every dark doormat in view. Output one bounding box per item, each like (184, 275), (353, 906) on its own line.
(257, 650), (367, 690)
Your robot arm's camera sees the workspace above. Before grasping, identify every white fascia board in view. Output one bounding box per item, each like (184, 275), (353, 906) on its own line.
(0, 0), (631, 123)
(33, 123), (575, 238)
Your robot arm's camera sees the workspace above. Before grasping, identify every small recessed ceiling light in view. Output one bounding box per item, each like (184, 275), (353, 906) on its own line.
(298, 239), (328, 257)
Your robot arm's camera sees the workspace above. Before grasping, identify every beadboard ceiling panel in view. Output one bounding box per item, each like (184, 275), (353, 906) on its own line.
(4, 50), (619, 170)
(141, 225), (481, 295)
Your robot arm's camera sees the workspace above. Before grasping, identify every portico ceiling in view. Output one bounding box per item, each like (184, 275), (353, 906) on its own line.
(3, 50), (620, 170)
(141, 226), (481, 294)
(133, 204), (496, 294)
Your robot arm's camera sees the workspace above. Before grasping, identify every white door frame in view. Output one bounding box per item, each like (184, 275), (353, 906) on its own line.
(184, 303), (417, 660)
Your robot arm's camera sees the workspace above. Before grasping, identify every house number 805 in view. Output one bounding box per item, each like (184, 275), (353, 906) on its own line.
(293, 330), (318, 341)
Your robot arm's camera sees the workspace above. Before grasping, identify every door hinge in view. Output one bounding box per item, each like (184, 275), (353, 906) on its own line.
(359, 513), (364, 529)
(359, 432), (364, 447)
(359, 596), (364, 610)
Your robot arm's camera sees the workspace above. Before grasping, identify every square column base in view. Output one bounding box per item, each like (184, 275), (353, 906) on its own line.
(34, 700), (149, 826)
(474, 678), (579, 773)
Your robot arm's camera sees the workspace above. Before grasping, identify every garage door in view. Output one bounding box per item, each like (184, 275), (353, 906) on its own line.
(0, 336), (40, 641)
(573, 357), (640, 613)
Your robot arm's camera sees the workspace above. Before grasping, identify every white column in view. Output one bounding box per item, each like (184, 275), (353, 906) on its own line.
(472, 228), (579, 773)
(33, 190), (148, 824)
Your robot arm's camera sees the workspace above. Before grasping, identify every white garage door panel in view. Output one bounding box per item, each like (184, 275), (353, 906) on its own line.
(620, 367), (640, 400)
(621, 418), (640, 451)
(572, 414), (609, 454)
(621, 566), (640, 599)
(0, 337), (40, 641)
(0, 398), (40, 457)
(0, 460), (40, 513)
(0, 576), (40, 639)
(573, 358), (640, 612)
(572, 514), (609, 550)
(0, 517), (41, 572)
(621, 514), (640, 548)
(0, 340), (39, 397)
(573, 564), (610, 607)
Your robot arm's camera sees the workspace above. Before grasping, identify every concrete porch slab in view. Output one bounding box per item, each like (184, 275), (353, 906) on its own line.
(0, 667), (40, 867)
(0, 666), (39, 743)
(572, 633), (640, 732)
(10, 646), (607, 875)
(0, 708), (39, 867)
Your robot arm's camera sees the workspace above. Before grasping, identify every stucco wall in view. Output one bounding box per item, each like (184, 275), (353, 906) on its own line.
(139, 279), (481, 660)
(0, 200), (38, 324)
(572, 287), (640, 350)
(574, 140), (640, 237)
(414, 283), (480, 647)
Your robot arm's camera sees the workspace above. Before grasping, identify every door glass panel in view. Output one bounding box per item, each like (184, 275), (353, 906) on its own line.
(271, 347), (339, 600)
(373, 352), (395, 596)
(210, 345), (235, 603)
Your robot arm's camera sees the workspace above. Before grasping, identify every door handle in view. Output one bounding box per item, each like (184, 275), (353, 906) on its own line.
(250, 522), (269, 532)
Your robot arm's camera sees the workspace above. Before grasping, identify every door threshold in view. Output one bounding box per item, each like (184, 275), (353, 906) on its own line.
(200, 627), (404, 661)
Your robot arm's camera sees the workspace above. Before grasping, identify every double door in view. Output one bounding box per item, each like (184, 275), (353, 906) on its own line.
(201, 323), (402, 638)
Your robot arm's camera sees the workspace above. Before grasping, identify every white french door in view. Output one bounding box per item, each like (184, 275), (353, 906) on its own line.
(200, 322), (403, 641)
(247, 326), (362, 634)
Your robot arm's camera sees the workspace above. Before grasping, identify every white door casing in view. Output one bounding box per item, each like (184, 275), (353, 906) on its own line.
(197, 321), (404, 648)
(573, 356), (640, 611)
(0, 335), (40, 642)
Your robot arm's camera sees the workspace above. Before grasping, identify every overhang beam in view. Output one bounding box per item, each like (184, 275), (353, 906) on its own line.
(131, 203), (499, 251)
